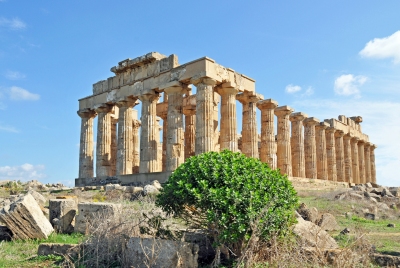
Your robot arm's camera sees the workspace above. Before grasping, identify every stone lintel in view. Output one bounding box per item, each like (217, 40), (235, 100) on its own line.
(256, 99), (278, 110)
(303, 117), (320, 126)
(289, 112), (308, 121)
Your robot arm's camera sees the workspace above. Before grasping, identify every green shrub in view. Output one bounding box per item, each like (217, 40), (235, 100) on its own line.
(156, 150), (298, 261)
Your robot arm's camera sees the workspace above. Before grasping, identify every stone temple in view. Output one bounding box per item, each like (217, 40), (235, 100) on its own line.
(76, 52), (377, 186)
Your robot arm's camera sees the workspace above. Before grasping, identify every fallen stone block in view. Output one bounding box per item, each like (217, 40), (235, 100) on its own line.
(143, 185), (159, 196)
(0, 194), (53, 239)
(123, 237), (199, 268)
(297, 203), (319, 224)
(49, 199), (77, 234)
(317, 213), (340, 231)
(74, 202), (121, 234)
(372, 253), (400, 267)
(38, 243), (79, 258)
(125, 186), (143, 194)
(28, 190), (46, 207)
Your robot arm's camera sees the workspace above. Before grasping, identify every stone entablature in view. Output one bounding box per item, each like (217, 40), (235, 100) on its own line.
(76, 52), (377, 187)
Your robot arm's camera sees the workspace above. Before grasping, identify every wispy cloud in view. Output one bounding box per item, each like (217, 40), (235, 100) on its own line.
(291, 99), (400, 186)
(334, 74), (368, 97)
(4, 70), (26, 80)
(0, 163), (46, 181)
(9, 86), (40, 101)
(0, 17), (26, 30)
(360, 30), (400, 64)
(0, 123), (18, 133)
(285, 84), (301, 93)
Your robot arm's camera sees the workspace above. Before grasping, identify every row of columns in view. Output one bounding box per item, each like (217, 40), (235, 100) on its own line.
(78, 78), (377, 185)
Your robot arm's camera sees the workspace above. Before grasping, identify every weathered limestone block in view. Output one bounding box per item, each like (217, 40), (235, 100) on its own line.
(123, 237), (199, 268)
(193, 78), (217, 155)
(325, 127), (337, 181)
(275, 106), (294, 176)
(290, 112), (307, 178)
(316, 122), (329, 180)
(0, 194), (53, 239)
(236, 93), (263, 158)
(94, 104), (113, 177)
(257, 99), (278, 169)
(74, 202), (122, 234)
(334, 130), (345, 182)
(28, 190), (46, 207)
(216, 83), (239, 152)
(49, 199), (77, 234)
(77, 108), (96, 178)
(303, 117), (319, 179)
(139, 93), (161, 173)
(317, 213), (340, 231)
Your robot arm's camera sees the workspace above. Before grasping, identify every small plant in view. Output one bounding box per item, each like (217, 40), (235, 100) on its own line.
(4, 181), (24, 195)
(156, 150), (299, 265)
(92, 192), (106, 202)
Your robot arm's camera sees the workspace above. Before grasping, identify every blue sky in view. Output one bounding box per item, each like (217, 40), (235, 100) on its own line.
(0, 1), (399, 186)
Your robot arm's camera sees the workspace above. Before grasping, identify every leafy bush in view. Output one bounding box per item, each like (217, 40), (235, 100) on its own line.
(156, 150), (298, 262)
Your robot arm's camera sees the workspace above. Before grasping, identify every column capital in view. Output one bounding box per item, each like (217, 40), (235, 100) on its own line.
(94, 103), (112, 114)
(315, 121), (330, 130)
(370, 143), (377, 149)
(334, 130), (345, 138)
(190, 77), (217, 87)
(351, 136), (360, 143)
(289, 112), (308, 122)
(274, 105), (294, 117)
(303, 117), (320, 126)
(116, 97), (139, 108)
(343, 134), (353, 141)
(160, 81), (186, 94)
(138, 93), (160, 102)
(364, 142), (371, 148)
(215, 83), (240, 96)
(256, 98), (278, 110)
(326, 127), (336, 134)
(358, 140), (365, 145)
(236, 92), (264, 104)
(77, 108), (96, 118)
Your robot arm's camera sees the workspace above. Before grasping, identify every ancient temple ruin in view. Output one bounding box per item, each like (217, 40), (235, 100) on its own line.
(76, 52), (377, 186)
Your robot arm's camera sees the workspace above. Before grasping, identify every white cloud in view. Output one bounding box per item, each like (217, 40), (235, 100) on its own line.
(360, 31), (400, 64)
(285, 84), (302, 93)
(334, 74), (368, 97)
(291, 99), (400, 186)
(9, 86), (40, 101)
(0, 17), (26, 30)
(0, 123), (18, 133)
(303, 87), (314, 96)
(4, 71), (25, 80)
(0, 164), (46, 181)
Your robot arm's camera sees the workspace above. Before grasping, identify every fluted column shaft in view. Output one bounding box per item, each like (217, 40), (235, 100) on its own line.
(274, 106), (294, 176)
(358, 141), (366, 184)
(370, 144), (377, 184)
(351, 137), (360, 184)
(116, 99), (136, 175)
(139, 93), (160, 173)
(335, 131), (345, 182)
(316, 122), (329, 180)
(237, 93), (262, 158)
(289, 112), (307, 177)
(184, 109), (196, 160)
(217, 86), (239, 152)
(257, 99), (278, 169)
(111, 117), (118, 176)
(165, 86), (185, 171)
(78, 109), (96, 178)
(95, 104), (113, 177)
(326, 127), (337, 181)
(364, 143), (371, 183)
(132, 119), (141, 173)
(304, 117), (319, 179)
(343, 135), (353, 183)
(193, 78), (216, 154)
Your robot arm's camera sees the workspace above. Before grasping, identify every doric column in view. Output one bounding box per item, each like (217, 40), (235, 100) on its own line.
(216, 83), (239, 152)
(77, 108), (96, 178)
(343, 134), (353, 183)
(157, 98), (168, 172)
(274, 106), (294, 176)
(289, 112), (307, 178)
(213, 92), (221, 152)
(370, 144), (377, 184)
(334, 130), (345, 182)
(326, 127), (337, 181)
(351, 137), (360, 184)
(303, 117), (319, 179)
(116, 98), (137, 175)
(237, 93), (263, 158)
(132, 119), (141, 174)
(183, 108), (196, 160)
(192, 78), (217, 155)
(256, 99), (278, 169)
(139, 93), (160, 173)
(364, 142), (371, 183)
(164, 83), (185, 171)
(94, 104), (113, 177)
(111, 116), (118, 176)
(156, 116), (162, 171)
(315, 122), (329, 180)
(358, 140), (366, 184)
